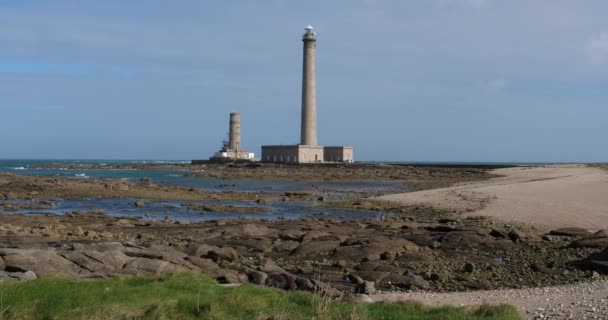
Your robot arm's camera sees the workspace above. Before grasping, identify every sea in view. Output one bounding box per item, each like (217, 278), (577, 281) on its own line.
(0, 159), (403, 222)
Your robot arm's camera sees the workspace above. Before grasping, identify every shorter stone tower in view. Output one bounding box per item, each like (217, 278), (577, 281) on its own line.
(210, 112), (254, 161)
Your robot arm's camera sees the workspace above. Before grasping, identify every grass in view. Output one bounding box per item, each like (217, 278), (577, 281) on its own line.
(0, 272), (523, 320)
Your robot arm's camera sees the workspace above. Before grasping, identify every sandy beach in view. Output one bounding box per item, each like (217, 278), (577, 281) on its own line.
(378, 165), (608, 230)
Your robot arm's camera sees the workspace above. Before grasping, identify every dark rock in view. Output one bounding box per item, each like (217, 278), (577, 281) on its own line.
(134, 200), (145, 207)
(347, 274), (365, 285)
(425, 226), (457, 232)
(359, 281), (376, 294)
(464, 262), (475, 273)
(508, 229), (525, 242)
(489, 229), (507, 238)
(531, 263), (563, 276)
(572, 248), (608, 273)
(549, 228), (592, 237)
(593, 229), (608, 238)
(255, 198), (271, 205)
(295, 276), (316, 291)
(569, 237), (608, 248)
(247, 270), (268, 285)
(266, 272), (297, 290)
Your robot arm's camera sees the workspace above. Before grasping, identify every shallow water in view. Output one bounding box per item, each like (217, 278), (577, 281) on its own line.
(0, 159), (402, 221)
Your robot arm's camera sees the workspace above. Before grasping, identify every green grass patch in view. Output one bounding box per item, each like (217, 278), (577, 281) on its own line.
(0, 273), (523, 320)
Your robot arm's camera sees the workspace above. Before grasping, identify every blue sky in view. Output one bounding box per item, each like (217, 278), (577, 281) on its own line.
(1, 0), (607, 162)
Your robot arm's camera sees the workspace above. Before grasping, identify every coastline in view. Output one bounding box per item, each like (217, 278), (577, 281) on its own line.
(377, 164), (608, 229)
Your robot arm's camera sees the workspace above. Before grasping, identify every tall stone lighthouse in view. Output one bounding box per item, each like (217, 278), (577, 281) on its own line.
(261, 26), (354, 164)
(300, 25), (317, 146)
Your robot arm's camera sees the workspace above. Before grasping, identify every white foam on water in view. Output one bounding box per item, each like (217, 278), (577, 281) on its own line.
(13, 167), (26, 170)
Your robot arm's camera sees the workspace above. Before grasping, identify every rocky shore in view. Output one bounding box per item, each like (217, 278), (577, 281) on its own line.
(25, 162), (496, 184)
(0, 172), (261, 201)
(1, 212), (606, 296)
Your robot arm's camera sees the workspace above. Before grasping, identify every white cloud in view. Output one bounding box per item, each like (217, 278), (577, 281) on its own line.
(586, 32), (608, 65)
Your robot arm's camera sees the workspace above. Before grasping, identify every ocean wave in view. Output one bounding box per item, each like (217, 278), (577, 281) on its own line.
(74, 173), (89, 178)
(13, 166), (26, 170)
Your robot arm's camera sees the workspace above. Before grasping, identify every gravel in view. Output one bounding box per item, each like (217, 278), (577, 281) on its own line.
(371, 280), (608, 320)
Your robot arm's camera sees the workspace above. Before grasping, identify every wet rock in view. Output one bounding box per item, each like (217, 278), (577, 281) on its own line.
(549, 228), (592, 237)
(134, 200), (145, 207)
(573, 248), (608, 273)
(569, 237), (608, 248)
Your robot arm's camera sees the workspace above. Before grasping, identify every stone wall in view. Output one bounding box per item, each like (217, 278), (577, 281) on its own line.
(324, 146), (354, 162)
(261, 145), (324, 164)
